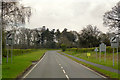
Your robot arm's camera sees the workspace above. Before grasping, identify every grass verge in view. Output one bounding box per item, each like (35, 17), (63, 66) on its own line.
(58, 51), (119, 79)
(2, 49), (47, 79)
(64, 51), (119, 70)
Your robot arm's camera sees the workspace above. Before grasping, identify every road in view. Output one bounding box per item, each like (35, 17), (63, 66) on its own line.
(24, 51), (105, 79)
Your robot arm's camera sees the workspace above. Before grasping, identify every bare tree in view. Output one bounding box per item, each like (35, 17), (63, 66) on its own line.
(0, 0), (32, 66)
(103, 1), (120, 36)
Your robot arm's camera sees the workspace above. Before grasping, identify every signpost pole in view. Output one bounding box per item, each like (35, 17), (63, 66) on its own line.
(94, 48), (98, 59)
(11, 33), (14, 64)
(104, 46), (106, 62)
(96, 51), (97, 59)
(11, 45), (12, 63)
(105, 51), (106, 62)
(110, 36), (119, 66)
(0, 29), (2, 65)
(6, 37), (8, 63)
(113, 48), (114, 66)
(0, 1), (3, 79)
(99, 43), (106, 62)
(11, 34), (13, 64)
(7, 46), (9, 63)
(117, 47), (118, 65)
(99, 49), (101, 62)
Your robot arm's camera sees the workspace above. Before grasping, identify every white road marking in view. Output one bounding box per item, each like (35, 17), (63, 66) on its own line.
(58, 52), (107, 78)
(63, 70), (66, 74)
(58, 62), (69, 80)
(23, 53), (46, 78)
(61, 67), (63, 69)
(80, 63), (106, 78)
(65, 75), (69, 80)
(56, 53), (70, 80)
(70, 57), (106, 78)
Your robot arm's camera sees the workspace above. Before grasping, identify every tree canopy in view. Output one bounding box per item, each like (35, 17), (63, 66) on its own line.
(103, 1), (120, 30)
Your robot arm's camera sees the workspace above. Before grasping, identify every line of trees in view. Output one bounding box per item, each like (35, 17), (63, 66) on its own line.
(5, 25), (112, 49)
(1, 1), (120, 55)
(1, 1), (31, 56)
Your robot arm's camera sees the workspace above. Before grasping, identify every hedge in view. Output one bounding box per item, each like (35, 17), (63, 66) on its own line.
(3, 49), (35, 57)
(67, 46), (120, 53)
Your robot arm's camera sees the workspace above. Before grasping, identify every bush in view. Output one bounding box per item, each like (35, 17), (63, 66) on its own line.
(67, 46), (120, 53)
(3, 49), (35, 57)
(61, 44), (66, 52)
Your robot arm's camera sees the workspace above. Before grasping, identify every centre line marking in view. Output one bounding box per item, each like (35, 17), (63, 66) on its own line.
(63, 70), (66, 74)
(65, 75), (69, 80)
(58, 63), (69, 80)
(61, 67), (63, 69)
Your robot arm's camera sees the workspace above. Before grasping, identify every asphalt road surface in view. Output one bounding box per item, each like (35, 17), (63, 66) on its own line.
(24, 51), (105, 79)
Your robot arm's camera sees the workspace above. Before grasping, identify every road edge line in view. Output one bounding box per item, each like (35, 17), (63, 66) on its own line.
(23, 52), (46, 78)
(58, 52), (107, 78)
(73, 59), (107, 78)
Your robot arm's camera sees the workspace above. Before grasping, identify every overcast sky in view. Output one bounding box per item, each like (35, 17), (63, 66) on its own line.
(21, 0), (119, 33)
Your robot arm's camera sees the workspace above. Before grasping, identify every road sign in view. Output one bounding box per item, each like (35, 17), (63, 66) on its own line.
(99, 43), (106, 62)
(87, 53), (91, 57)
(94, 48), (98, 52)
(110, 37), (118, 43)
(111, 43), (119, 48)
(99, 43), (106, 52)
(94, 48), (98, 59)
(110, 37), (119, 66)
(110, 37), (119, 48)
(6, 38), (12, 46)
(6, 33), (13, 46)
(6, 32), (14, 64)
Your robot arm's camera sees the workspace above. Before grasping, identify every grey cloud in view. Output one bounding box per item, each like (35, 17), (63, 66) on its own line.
(22, 0), (119, 33)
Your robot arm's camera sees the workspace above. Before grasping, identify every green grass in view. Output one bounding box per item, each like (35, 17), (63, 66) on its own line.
(2, 49), (47, 78)
(64, 50), (119, 70)
(58, 51), (119, 79)
(0, 64), (2, 80)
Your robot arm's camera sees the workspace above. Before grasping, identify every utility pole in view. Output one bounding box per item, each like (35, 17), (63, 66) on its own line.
(0, 1), (3, 79)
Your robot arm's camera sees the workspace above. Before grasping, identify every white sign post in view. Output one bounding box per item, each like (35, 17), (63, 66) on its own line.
(117, 47), (118, 65)
(94, 48), (98, 59)
(99, 43), (106, 62)
(6, 33), (14, 64)
(110, 37), (119, 66)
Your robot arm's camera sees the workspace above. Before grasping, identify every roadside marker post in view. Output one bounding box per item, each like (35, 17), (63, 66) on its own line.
(105, 47), (106, 62)
(117, 47), (118, 65)
(99, 49), (101, 62)
(94, 48), (98, 59)
(113, 48), (114, 66)
(110, 36), (119, 66)
(99, 43), (106, 62)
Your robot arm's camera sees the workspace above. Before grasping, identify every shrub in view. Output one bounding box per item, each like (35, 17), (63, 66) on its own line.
(3, 49), (34, 57)
(67, 46), (120, 54)
(61, 44), (66, 52)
